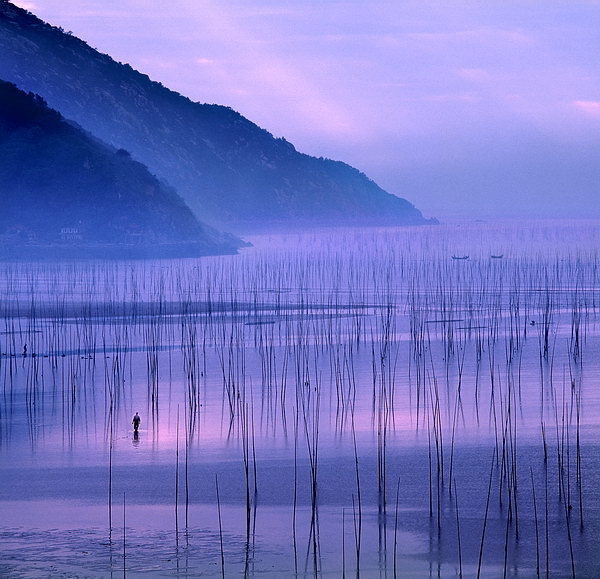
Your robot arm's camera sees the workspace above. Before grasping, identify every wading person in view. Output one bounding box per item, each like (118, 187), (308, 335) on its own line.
(132, 412), (141, 433)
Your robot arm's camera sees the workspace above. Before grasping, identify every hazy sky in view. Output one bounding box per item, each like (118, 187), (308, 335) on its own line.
(13, 0), (600, 220)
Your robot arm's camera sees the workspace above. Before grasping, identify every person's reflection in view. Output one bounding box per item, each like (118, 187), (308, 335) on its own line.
(133, 429), (140, 446)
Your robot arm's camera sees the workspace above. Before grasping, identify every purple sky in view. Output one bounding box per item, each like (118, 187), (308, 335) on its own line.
(13, 0), (600, 220)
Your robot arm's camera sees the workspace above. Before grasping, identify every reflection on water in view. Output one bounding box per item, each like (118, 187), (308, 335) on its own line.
(1, 221), (600, 576)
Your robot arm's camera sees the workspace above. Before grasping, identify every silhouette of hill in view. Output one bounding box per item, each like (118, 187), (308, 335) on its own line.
(0, 0), (435, 231)
(0, 79), (244, 258)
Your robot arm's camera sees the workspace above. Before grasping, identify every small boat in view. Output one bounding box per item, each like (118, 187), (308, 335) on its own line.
(490, 254), (504, 259)
(451, 255), (469, 260)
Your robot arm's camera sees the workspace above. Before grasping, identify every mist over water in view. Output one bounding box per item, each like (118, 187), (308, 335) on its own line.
(1, 220), (600, 577)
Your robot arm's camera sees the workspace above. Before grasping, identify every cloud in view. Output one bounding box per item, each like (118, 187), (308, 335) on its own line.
(11, 0), (37, 10)
(405, 28), (535, 47)
(573, 100), (600, 117)
(425, 93), (478, 103)
(139, 57), (179, 70)
(457, 68), (490, 81)
(175, 0), (363, 140)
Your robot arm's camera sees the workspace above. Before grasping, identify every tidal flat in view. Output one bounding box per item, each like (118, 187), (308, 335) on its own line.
(2, 220), (600, 577)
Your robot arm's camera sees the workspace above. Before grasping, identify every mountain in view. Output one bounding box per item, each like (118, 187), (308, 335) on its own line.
(0, 79), (244, 258)
(0, 1), (434, 231)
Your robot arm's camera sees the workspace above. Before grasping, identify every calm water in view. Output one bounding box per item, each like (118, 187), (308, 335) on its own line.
(2, 220), (600, 577)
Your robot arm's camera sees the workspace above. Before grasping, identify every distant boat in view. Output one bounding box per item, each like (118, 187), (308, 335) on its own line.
(452, 255), (469, 260)
(490, 254), (504, 259)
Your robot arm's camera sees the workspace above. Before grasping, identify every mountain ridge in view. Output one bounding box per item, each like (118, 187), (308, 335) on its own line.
(0, 0), (435, 231)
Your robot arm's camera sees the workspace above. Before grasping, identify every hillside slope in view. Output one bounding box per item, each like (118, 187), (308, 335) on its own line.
(0, 1), (434, 231)
(0, 79), (244, 258)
